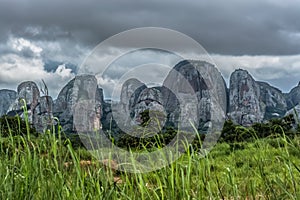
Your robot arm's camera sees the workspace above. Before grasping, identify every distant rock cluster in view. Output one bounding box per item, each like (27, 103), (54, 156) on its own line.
(1, 60), (300, 135)
(2, 81), (54, 133)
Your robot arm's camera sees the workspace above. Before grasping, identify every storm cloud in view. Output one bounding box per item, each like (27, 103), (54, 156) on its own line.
(0, 0), (300, 97)
(1, 0), (300, 55)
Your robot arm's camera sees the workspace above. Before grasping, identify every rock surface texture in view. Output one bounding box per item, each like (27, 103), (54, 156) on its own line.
(34, 95), (54, 133)
(2, 59), (300, 134)
(116, 60), (227, 133)
(228, 70), (288, 126)
(0, 89), (17, 116)
(163, 60), (227, 131)
(228, 69), (263, 126)
(7, 81), (40, 123)
(257, 81), (287, 120)
(285, 83), (300, 110)
(53, 75), (103, 133)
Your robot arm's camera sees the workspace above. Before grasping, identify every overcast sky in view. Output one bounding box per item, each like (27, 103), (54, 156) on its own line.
(0, 0), (300, 98)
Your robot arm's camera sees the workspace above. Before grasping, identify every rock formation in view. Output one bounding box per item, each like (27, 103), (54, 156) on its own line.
(4, 81), (55, 133)
(228, 69), (263, 126)
(113, 77), (178, 133)
(7, 81), (40, 123)
(34, 95), (54, 133)
(2, 59), (300, 134)
(132, 87), (167, 132)
(163, 60), (227, 132)
(119, 78), (147, 120)
(115, 60), (227, 133)
(285, 82), (300, 110)
(0, 89), (17, 116)
(228, 70), (289, 126)
(53, 75), (103, 133)
(257, 81), (287, 120)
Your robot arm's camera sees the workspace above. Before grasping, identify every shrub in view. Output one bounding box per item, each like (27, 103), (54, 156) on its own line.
(0, 115), (37, 137)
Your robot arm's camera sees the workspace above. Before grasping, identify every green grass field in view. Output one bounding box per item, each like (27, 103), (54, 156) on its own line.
(0, 119), (300, 199)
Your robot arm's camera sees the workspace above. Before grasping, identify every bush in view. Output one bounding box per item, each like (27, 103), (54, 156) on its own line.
(220, 114), (298, 143)
(116, 127), (178, 150)
(0, 115), (37, 137)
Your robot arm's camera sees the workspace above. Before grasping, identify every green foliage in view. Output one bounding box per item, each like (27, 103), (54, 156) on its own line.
(116, 127), (177, 150)
(0, 115), (37, 137)
(220, 120), (252, 143)
(1, 106), (300, 199)
(220, 114), (299, 143)
(0, 123), (300, 199)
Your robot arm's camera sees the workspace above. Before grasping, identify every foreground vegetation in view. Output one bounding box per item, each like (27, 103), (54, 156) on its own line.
(0, 115), (300, 199)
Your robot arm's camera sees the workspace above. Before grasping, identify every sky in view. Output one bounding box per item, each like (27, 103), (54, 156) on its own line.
(0, 0), (300, 98)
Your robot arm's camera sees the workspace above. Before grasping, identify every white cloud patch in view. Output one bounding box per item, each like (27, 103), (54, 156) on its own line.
(1, 35), (300, 100)
(10, 37), (43, 55)
(0, 37), (75, 98)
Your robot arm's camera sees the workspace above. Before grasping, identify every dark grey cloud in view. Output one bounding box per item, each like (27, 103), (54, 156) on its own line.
(0, 0), (300, 55)
(0, 0), (300, 98)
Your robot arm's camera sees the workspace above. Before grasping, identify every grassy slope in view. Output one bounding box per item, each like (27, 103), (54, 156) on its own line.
(0, 128), (299, 200)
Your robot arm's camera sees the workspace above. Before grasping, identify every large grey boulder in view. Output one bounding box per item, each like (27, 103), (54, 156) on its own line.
(34, 95), (54, 133)
(110, 78), (147, 131)
(228, 69), (264, 126)
(285, 82), (300, 124)
(131, 87), (167, 132)
(163, 60), (227, 132)
(285, 82), (300, 110)
(6, 81), (55, 133)
(119, 78), (147, 117)
(7, 81), (40, 123)
(257, 81), (287, 120)
(111, 76), (176, 137)
(0, 89), (17, 116)
(228, 69), (288, 126)
(54, 75), (103, 133)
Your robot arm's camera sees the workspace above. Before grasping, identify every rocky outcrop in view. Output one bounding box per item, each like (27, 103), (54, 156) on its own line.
(2, 59), (300, 134)
(285, 83), (300, 110)
(5, 81), (55, 133)
(228, 69), (264, 126)
(53, 75), (103, 133)
(163, 60), (227, 131)
(0, 89), (17, 116)
(117, 60), (227, 133)
(110, 77), (178, 136)
(131, 87), (167, 131)
(34, 96), (54, 133)
(228, 70), (289, 126)
(7, 81), (40, 123)
(119, 78), (146, 119)
(257, 81), (287, 120)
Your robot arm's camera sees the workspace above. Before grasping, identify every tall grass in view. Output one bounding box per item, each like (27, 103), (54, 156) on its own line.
(0, 113), (299, 199)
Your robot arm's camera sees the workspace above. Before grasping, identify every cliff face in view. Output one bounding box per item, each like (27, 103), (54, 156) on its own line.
(163, 60), (227, 131)
(0, 89), (17, 116)
(53, 75), (103, 133)
(7, 81), (40, 123)
(286, 83), (300, 110)
(119, 78), (147, 121)
(257, 81), (287, 120)
(4, 81), (54, 132)
(1, 59), (300, 134)
(116, 60), (227, 132)
(228, 70), (289, 126)
(228, 69), (264, 126)
(34, 95), (54, 133)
